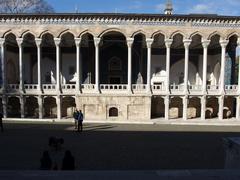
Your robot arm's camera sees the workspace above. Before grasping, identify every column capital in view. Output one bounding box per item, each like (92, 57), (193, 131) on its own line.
(35, 38), (42, 47)
(220, 40), (229, 48)
(54, 38), (61, 46)
(201, 40), (210, 48)
(183, 39), (192, 48)
(16, 38), (23, 46)
(146, 38), (154, 48)
(127, 38), (134, 47)
(165, 38), (173, 48)
(94, 37), (101, 47)
(0, 38), (5, 46)
(75, 38), (82, 46)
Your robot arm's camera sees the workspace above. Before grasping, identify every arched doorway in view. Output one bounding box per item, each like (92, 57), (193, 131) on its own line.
(62, 96), (76, 118)
(25, 96), (38, 118)
(8, 96), (20, 117)
(43, 97), (57, 118)
(151, 96), (165, 118)
(169, 97), (183, 119)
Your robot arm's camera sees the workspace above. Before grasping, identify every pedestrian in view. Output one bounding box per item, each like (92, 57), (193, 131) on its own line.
(77, 110), (84, 132)
(0, 112), (3, 132)
(40, 150), (52, 170)
(73, 109), (79, 129)
(62, 150), (75, 170)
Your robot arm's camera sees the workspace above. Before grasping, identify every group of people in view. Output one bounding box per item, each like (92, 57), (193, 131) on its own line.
(73, 110), (84, 132)
(40, 137), (75, 170)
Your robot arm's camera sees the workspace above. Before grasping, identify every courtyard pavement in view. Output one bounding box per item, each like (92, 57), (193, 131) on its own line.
(1, 121), (240, 171)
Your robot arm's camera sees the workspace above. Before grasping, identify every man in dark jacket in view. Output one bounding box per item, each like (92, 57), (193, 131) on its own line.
(77, 110), (84, 132)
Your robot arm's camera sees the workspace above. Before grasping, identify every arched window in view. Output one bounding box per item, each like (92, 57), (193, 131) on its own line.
(109, 107), (118, 117)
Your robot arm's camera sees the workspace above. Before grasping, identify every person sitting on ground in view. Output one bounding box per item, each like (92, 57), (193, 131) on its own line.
(40, 150), (52, 170)
(62, 150), (75, 170)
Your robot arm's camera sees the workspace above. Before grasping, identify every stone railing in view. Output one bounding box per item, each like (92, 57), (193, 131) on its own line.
(81, 84), (95, 93)
(170, 84), (184, 92)
(6, 84), (20, 93)
(24, 84), (38, 91)
(188, 85), (202, 91)
(42, 84), (56, 91)
(62, 84), (76, 91)
(132, 84), (146, 92)
(207, 85), (219, 92)
(151, 85), (165, 92)
(225, 85), (238, 94)
(100, 84), (127, 91)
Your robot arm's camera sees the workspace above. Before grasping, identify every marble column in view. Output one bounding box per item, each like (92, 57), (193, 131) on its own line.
(38, 95), (43, 119)
(127, 38), (134, 93)
(16, 38), (24, 92)
(56, 95), (61, 120)
(94, 37), (101, 92)
(236, 96), (240, 120)
(0, 38), (7, 118)
(146, 38), (154, 93)
(0, 38), (6, 91)
(35, 38), (42, 92)
(201, 96), (206, 120)
(218, 95), (224, 120)
(20, 96), (25, 118)
(202, 40), (210, 94)
(164, 96), (170, 120)
(165, 39), (173, 93)
(75, 38), (81, 93)
(183, 39), (192, 94)
(54, 38), (61, 93)
(182, 95), (188, 120)
(220, 40), (229, 94)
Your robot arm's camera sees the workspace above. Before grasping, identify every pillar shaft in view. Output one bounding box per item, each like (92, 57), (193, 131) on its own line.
(57, 96), (61, 120)
(164, 96), (169, 120)
(183, 40), (191, 94)
(54, 38), (61, 92)
(201, 96), (206, 120)
(75, 38), (81, 93)
(94, 37), (101, 92)
(38, 96), (43, 119)
(127, 38), (134, 92)
(36, 38), (42, 91)
(165, 39), (173, 93)
(202, 40), (210, 94)
(236, 97), (240, 119)
(182, 96), (188, 120)
(0, 38), (6, 91)
(17, 38), (24, 92)
(220, 40), (229, 94)
(20, 96), (25, 118)
(218, 96), (224, 120)
(146, 38), (153, 93)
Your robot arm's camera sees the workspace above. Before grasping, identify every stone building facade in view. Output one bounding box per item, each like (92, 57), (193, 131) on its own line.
(0, 13), (240, 122)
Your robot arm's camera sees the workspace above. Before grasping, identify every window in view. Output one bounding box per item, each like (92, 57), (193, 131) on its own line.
(109, 107), (118, 117)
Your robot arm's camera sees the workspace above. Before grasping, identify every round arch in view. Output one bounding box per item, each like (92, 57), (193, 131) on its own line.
(189, 31), (204, 40)
(151, 31), (166, 39)
(170, 30), (186, 39)
(58, 29), (76, 38)
(207, 31), (224, 40)
(98, 28), (127, 38)
(78, 30), (95, 38)
(131, 30), (147, 38)
(20, 30), (37, 39)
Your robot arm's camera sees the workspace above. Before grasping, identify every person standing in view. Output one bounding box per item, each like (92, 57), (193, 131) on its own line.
(73, 109), (79, 129)
(61, 150), (75, 170)
(77, 110), (84, 132)
(0, 112), (3, 132)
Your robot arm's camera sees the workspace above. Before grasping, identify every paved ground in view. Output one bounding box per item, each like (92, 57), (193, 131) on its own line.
(1, 121), (240, 170)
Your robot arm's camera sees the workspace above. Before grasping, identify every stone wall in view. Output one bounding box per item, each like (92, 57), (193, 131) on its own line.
(76, 95), (151, 122)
